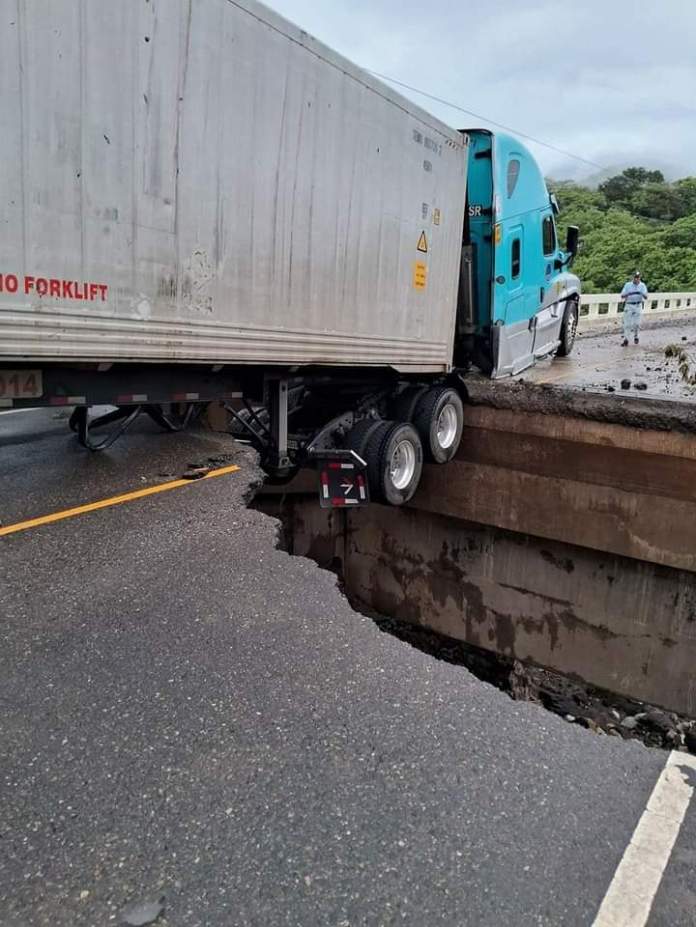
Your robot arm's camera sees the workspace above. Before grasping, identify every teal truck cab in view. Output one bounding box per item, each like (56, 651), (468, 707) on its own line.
(457, 129), (580, 377)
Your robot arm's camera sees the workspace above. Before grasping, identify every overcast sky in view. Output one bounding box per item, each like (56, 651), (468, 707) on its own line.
(266, 0), (696, 182)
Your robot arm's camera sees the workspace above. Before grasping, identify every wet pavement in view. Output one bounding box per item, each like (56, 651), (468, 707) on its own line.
(523, 313), (696, 402)
(0, 409), (694, 926)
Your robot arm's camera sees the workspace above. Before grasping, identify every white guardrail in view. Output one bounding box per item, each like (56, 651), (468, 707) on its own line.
(580, 292), (696, 327)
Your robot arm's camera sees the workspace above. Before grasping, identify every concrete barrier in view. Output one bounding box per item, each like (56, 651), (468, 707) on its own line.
(581, 292), (696, 328)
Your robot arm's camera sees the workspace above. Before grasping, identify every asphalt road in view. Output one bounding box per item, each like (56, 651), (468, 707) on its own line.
(524, 313), (696, 402)
(0, 409), (694, 926)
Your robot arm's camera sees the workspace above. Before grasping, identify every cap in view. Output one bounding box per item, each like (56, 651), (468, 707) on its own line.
(633, 270), (641, 277)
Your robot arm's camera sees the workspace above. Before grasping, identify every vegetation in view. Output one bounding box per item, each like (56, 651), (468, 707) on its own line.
(547, 169), (696, 293)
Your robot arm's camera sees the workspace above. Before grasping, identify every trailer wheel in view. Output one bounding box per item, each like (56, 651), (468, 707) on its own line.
(412, 387), (464, 463)
(363, 421), (423, 506)
(556, 298), (579, 357)
(390, 385), (428, 423)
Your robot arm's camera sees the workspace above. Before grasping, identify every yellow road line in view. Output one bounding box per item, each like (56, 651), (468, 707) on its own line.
(0, 464), (240, 538)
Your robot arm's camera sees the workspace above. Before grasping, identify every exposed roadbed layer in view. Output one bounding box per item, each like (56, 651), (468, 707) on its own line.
(464, 375), (696, 433)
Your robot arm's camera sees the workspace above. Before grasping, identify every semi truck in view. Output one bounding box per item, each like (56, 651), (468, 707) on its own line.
(0, 0), (580, 507)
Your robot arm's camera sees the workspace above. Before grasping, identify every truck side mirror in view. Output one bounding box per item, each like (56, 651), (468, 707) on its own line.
(566, 225), (579, 257)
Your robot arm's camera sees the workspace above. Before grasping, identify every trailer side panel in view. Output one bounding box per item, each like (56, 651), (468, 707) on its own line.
(0, 0), (467, 372)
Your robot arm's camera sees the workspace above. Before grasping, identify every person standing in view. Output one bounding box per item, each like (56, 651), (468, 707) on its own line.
(620, 271), (648, 345)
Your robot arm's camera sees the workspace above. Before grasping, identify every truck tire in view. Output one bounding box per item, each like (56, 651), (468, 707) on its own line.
(412, 387), (464, 463)
(390, 385), (428, 423)
(346, 418), (383, 463)
(360, 420), (423, 506)
(556, 298), (579, 357)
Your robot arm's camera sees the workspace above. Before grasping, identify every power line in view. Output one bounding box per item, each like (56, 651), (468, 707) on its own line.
(369, 70), (606, 171)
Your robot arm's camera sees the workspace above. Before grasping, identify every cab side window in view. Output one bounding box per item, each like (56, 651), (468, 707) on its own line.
(507, 159), (521, 198)
(542, 215), (556, 255)
(511, 238), (521, 279)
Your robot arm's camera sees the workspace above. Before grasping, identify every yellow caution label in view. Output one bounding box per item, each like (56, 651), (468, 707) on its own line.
(433, 209), (441, 226)
(494, 224), (502, 245)
(417, 231), (428, 253)
(413, 261), (427, 290)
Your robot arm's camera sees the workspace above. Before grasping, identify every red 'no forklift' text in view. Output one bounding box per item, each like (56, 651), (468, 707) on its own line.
(0, 273), (108, 302)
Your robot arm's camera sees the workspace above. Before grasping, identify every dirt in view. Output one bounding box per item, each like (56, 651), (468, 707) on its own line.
(463, 375), (696, 434)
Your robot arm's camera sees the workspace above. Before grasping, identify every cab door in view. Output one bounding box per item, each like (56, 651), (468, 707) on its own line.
(531, 211), (563, 357)
(493, 223), (535, 374)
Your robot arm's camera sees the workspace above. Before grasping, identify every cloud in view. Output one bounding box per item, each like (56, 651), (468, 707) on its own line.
(265, 0), (696, 180)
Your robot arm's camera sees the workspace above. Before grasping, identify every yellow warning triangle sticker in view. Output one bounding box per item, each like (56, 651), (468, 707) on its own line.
(417, 230), (428, 253)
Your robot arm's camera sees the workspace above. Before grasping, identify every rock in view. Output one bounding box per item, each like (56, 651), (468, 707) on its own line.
(620, 379), (631, 390)
(545, 694), (579, 717)
(606, 385), (616, 392)
(610, 709), (621, 721)
(634, 382), (648, 391)
(643, 708), (673, 735)
(120, 897), (165, 926)
(621, 716), (639, 730)
(682, 336), (688, 341)
(577, 717), (602, 733)
(685, 729), (696, 754)
(665, 730), (683, 748)
(182, 466), (210, 480)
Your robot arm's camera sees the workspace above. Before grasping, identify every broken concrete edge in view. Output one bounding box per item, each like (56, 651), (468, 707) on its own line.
(365, 606), (696, 755)
(463, 376), (696, 434)
(252, 492), (696, 756)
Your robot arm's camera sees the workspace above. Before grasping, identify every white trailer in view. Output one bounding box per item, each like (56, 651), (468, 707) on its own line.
(0, 0), (473, 505)
(0, 1), (585, 505)
(0, 0), (466, 372)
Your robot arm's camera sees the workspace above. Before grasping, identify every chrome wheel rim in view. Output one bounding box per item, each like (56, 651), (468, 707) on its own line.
(437, 404), (459, 449)
(389, 439), (416, 490)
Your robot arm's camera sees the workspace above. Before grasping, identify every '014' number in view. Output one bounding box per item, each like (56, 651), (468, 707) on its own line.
(0, 370), (43, 399)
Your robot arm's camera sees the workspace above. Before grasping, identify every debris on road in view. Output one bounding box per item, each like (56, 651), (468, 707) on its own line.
(182, 466), (211, 480)
(120, 896), (166, 926)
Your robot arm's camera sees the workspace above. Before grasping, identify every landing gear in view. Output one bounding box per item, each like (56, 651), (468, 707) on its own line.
(227, 378), (299, 483)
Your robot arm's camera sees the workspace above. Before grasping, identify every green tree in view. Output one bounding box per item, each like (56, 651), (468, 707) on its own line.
(630, 182), (685, 222)
(623, 167), (665, 185)
(673, 178), (696, 215)
(553, 168), (696, 293)
(549, 181), (607, 234)
(598, 173), (637, 210)
(660, 214), (696, 249)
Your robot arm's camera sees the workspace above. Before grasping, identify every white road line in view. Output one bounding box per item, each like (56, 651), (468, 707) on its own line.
(593, 750), (696, 927)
